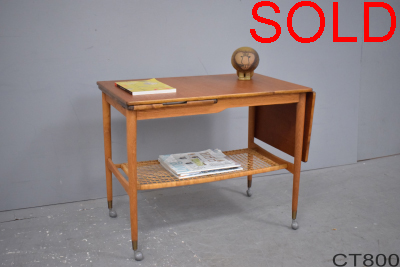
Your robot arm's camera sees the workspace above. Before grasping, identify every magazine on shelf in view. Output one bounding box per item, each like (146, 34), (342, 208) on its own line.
(158, 149), (242, 178)
(160, 160), (243, 179)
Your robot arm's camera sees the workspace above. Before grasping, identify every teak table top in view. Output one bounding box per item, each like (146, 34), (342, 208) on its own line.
(97, 73), (312, 108)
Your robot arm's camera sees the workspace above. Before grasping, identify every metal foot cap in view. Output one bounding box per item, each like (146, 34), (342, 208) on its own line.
(134, 251), (144, 261)
(291, 220), (299, 230)
(109, 209), (117, 218)
(246, 188), (252, 197)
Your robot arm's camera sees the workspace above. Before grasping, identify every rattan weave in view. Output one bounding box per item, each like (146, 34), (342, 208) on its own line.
(119, 148), (287, 190)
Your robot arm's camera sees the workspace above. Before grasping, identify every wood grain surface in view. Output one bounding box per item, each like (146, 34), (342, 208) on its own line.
(97, 73), (312, 108)
(254, 92), (315, 162)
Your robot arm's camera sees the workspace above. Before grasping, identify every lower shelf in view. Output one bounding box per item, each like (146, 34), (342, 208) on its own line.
(119, 148), (287, 190)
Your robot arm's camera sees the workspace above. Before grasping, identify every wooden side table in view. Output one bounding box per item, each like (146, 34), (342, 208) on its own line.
(97, 74), (316, 261)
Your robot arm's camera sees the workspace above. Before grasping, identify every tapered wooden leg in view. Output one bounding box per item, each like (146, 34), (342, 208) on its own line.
(247, 106), (256, 197)
(126, 110), (143, 261)
(102, 93), (117, 218)
(292, 93), (306, 230)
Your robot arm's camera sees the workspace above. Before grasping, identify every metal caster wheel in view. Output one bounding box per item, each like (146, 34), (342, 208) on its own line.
(291, 220), (299, 230)
(246, 188), (252, 197)
(109, 209), (117, 218)
(134, 251), (144, 261)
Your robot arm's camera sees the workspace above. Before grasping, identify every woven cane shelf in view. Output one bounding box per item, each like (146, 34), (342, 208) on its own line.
(118, 148), (287, 190)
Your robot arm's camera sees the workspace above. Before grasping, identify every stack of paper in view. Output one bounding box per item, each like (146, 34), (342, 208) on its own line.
(158, 149), (242, 179)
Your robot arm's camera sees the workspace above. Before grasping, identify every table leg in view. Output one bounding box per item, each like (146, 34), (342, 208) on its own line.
(126, 110), (143, 261)
(247, 106), (256, 197)
(102, 93), (117, 218)
(292, 93), (306, 230)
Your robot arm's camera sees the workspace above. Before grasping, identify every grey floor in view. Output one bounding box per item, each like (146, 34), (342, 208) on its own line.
(1, 155), (399, 267)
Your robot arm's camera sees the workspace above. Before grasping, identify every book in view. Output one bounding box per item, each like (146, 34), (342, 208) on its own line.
(115, 78), (176, 95)
(158, 149), (242, 179)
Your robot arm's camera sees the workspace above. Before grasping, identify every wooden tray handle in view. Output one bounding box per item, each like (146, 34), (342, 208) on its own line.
(134, 99), (217, 111)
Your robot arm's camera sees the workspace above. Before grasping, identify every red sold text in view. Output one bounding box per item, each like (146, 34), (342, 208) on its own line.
(250, 1), (397, 43)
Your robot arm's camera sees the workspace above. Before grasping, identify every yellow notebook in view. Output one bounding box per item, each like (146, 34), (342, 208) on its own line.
(115, 78), (176, 95)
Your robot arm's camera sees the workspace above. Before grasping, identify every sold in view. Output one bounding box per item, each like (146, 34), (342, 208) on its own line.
(250, 1), (397, 43)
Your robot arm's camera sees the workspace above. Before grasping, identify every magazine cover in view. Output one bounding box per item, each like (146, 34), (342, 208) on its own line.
(158, 149), (241, 175)
(159, 160), (243, 179)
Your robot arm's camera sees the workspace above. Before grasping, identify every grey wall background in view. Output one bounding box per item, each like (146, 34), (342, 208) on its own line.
(358, 2), (400, 160)
(0, 0), (398, 211)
